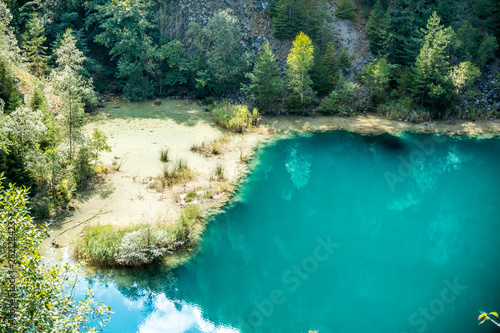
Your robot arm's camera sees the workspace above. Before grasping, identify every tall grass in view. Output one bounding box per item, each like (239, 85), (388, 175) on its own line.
(75, 205), (202, 266)
(212, 102), (259, 132)
(160, 147), (170, 162)
(378, 101), (431, 123)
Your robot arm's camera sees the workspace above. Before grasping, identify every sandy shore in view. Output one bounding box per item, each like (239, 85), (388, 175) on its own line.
(40, 101), (500, 261)
(41, 98), (269, 260)
(264, 113), (500, 138)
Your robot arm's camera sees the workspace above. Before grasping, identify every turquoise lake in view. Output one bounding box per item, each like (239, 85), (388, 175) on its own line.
(82, 131), (500, 333)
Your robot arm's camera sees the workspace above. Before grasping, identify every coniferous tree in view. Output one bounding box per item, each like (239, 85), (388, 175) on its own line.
(286, 32), (315, 104)
(272, 0), (322, 40)
(311, 42), (339, 96)
(21, 13), (49, 77)
(366, 0), (391, 55)
(412, 12), (454, 110)
(51, 29), (95, 160)
(389, 5), (429, 66)
(245, 41), (285, 114)
(335, 0), (356, 20)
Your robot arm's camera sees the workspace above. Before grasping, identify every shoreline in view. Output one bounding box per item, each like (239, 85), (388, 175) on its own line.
(40, 101), (500, 266)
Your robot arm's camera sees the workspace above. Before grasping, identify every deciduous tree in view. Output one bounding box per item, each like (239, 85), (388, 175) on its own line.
(286, 32), (315, 105)
(0, 177), (111, 332)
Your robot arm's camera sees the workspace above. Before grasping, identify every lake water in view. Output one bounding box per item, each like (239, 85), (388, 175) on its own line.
(81, 131), (500, 333)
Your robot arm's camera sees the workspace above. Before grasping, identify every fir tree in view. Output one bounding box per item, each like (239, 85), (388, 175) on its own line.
(335, 0), (356, 20)
(412, 12), (454, 110)
(246, 41), (285, 114)
(21, 13), (49, 77)
(311, 42), (339, 96)
(366, 0), (391, 55)
(272, 0), (322, 40)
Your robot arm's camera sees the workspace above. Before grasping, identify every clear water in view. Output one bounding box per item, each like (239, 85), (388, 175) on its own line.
(82, 131), (500, 333)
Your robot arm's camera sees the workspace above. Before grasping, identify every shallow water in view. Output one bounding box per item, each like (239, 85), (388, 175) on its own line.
(81, 131), (500, 333)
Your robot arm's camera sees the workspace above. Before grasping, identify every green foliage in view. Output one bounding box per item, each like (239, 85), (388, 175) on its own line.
(244, 41), (285, 114)
(335, 0), (356, 20)
(286, 32), (315, 105)
(412, 12), (454, 111)
(0, 58), (21, 115)
(454, 20), (480, 63)
(212, 102), (259, 132)
(190, 9), (252, 95)
(362, 58), (392, 92)
(366, 0), (392, 55)
(362, 57), (397, 106)
(476, 33), (499, 69)
(89, 128), (111, 167)
(91, 0), (156, 101)
(388, 4), (428, 66)
(76, 205), (202, 266)
(22, 13), (49, 77)
(311, 42), (340, 96)
(271, 0), (325, 41)
(51, 29), (96, 159)
(449, 61), (481, 94)
(0, 179), (111, 331)
(318, 73), (359, 113)
(159, 40), (193, 93)
(378, 101), (431, 123)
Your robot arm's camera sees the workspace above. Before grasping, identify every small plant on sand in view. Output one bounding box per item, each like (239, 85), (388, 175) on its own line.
(213, 162), (225, 181)
(112, 153), (129, 171)
(184, 191), (198, 203)
(157, 158), (194, 188)
(160, 147), (170, 162)
(191, 136), (229, 157)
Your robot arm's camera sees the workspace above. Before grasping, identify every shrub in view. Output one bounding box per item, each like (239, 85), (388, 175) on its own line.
(378, 101), (431, 123)
(318, 91), (340, 114)
(160, 147), (170, 162)
(160, 158), (193, 187)
(211, 162), (225, 181)
(76, 205), (203, 266)
(212, 102), (259, 132)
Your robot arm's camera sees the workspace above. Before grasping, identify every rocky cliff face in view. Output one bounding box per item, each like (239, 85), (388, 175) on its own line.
(159, 0), (371, 74)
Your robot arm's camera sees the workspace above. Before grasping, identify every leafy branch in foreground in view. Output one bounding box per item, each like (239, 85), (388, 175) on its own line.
(0, 176), (111, 332)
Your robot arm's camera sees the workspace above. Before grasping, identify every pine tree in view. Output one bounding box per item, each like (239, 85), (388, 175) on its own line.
(21, 13), (49, 77)
(273, 0), (305, 39)
(335, 0), (356, 20)
(311, 42), (339, 96)
(365, 0), (391, 55)
(246, 41), (285, 114)
(286, 32), (315, 104)
(272, 0), (322, 40)
(412, 12), (454, 110)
